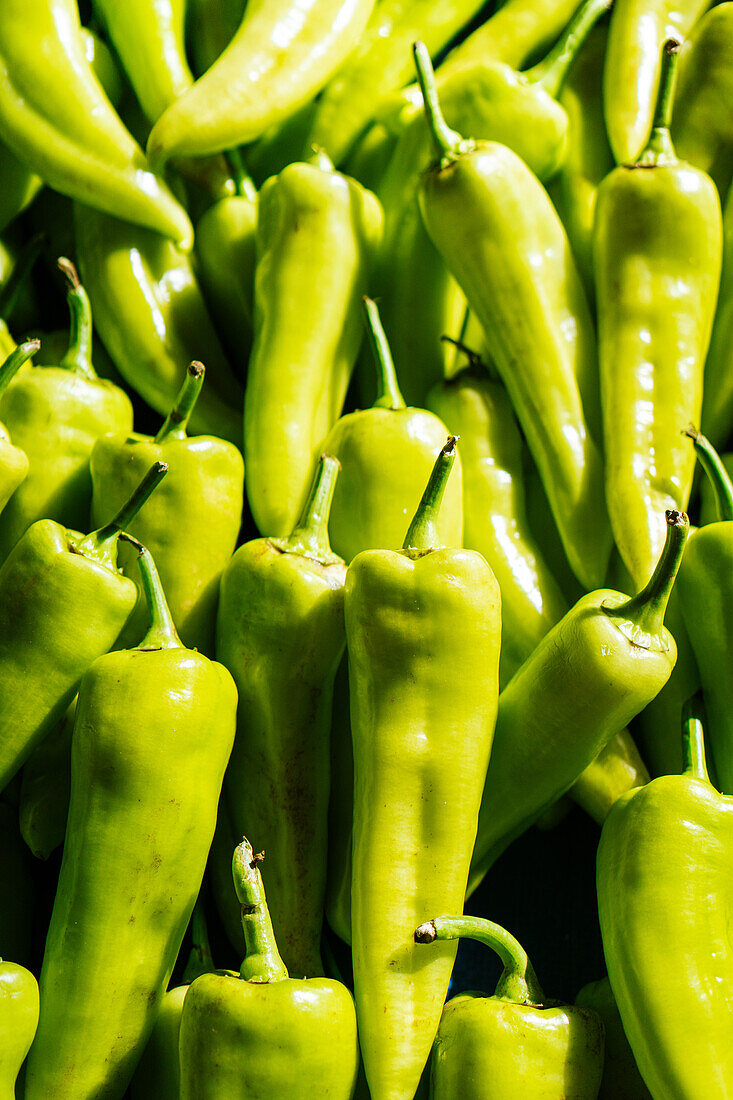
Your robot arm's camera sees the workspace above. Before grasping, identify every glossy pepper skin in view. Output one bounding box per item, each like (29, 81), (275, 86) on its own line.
(216, 455), (346, 976)
(702, 179), (733, 451)
(603, 0), (708, 164)
(147, 0), (375, 168)
(0, 959), (39, 1100)
(245, 152), (382, 537)
(74, 204), (243, 446)
(0, 342), (33, 518)
(179, 838), (360, 1099)
(0, 0), (191, 248)
(595, 42), (722, 590)
(597, 699), (733, 1097)
(469, 510), (689, 893)
(0, 261), (134, 563)
(24, 544), (237, 1100)
(414, 44), (609, 592)
(576, 977), (651, 1098)
(0, 465), (165, 794)
(91, 362), (244, 656)
(417, 916), (604, 1098)
(349, 439), (502, 1100)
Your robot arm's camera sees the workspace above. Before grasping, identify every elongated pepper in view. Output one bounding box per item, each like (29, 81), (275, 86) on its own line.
(701, 179), (733, 451)
(349, 438), (502, 1100)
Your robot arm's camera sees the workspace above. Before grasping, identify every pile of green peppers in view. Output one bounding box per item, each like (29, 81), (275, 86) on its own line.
(0, 0), (733, 1096)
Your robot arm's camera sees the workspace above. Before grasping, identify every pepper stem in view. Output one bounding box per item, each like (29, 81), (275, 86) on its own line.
(69, 461), (168, 572)
(415, 916), (546, 1005)
(526, 0), (613, 98)
(440, 334), (484, 375)
(0, 234), (44, 321)
(155, 362), (206, 443)
(636, 40), (679, 166)
(412, 41), (467, 164)
(121, 535), (182, 650)
(364, 297), (406, 410)
(232, 838), (289, 984)
(57, 258), (97, 380)
(225, 149), (258, 203)
(181, 897), (215, 984)
(681, 695), (711, 784)
(0, 340), (40, 398)
(270, 453), (343, 564)
(403, 436), (458, 554)
(604, 509), (689, 648)
(684, 425), (733, 523)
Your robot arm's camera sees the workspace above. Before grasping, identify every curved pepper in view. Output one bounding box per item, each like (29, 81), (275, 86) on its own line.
(0, 0), (192, 247)
(74, 204), (243, 445)
(597, 698), (733, 1097)
(349, 439), (501, 1100)
(24, 542), (237, 1100)
(0, 803), (35, 967)
(148, 0), (375, 168)
(0, 342), (33, 519)
(595, 41), (722, 589)
(90, 361), (244, 655)
(576, 976), (651, 1098)
(701, 176), (733, 450)
(0, 958), (39, 1099)
(0, 260), (134, 562)
(603, 0), (709, 163)
(417, 916), (604, 1098)
(216, 454), (346, 976)
(179, 838), (360, 1099)
(414, 44), (609, 591)
(469, 509), (689, 893)
(244, 152), (382, 537)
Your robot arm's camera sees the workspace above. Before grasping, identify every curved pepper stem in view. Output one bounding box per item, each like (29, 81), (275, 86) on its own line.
(155, 361), (206, 443)
(270, 453), (343, 564)
(72, 461), (168, 571)
(681, 694), (711, 784)
(225, 149), (258, 203)
(636, 40), (679, 166)
(412, 41), (470, 165)
(604, 509), (689, 650)
(57, 258), (97, 381)
(181, 896), (216, 984)
(440, 334), (485, 377)
(0, 234), (44, 322)
(403, 436), (458, 554)
(684, 425), (733, 523)
(364, 297), (406, 410)
(122, 536), (183, 650)
(526, 0), (613, 98)
(232, 837), (289, 984)
(415, 915), (546, 1005)
(0, 340), (40, 399)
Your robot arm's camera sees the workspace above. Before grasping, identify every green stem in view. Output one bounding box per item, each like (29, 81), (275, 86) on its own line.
(225, 148), (258, 203)
(604, 509), (689, 648)
(527, 0), (613, 98)
(440, 334), (484, 377)
(232, 837), (289, 984)
(0, 234), (44, 321)
(684, 425), (733, 523)
(70, 461), (168, 570)
(364, 297), (405, 410)
(412, 41), (467, 164)
(681, 694), (711, 783)
(308, 146), (335, 173)
(271, 453), (343, 564)
(155, 362), (205, 443)
(636, 40), (679, 166)
(415, 915), (545, 1005)
(0, 340), (40, 399)
(121, 535), (182, 650)
(403, 436), (458, 554)
(57, 258), (97, 380)
(182, 896), (215, 984)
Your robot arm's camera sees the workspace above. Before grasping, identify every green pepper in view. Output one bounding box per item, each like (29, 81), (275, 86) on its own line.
(348, 438), (502, 1099)
(81, 25), (125, 110)
(18, 699), (74, 861)
(0, 803), (35, 967)
(0, 958), (38, 1099)
(576, 977), (652, 1098)
(414, 43), (609, 591)
(215, 454), (346, 976)
(0, 234), (44, 365)
(469, 508), (689, 893)
(701, 177), (733, 451)
(416, 916), (604, 1098)
(0, 0), (191, 247)
(90, 361), (244, 655)
(597, 697), (733, 1097)
(0, 342), (34, 520)
(147, 0), (376, 169)
(0, 260), (134, 562)
(74, 203), (243, 446)
(699, 450), (733, 525)
(244, 152), (382, 537)
(0, 462), (164, 793)
(24, 542), (237, 1100)
(187, 0), (245, 76)
(595, 40), (722, 590)
(0, 141), (42, 236)
(180, 838), (359, 1098)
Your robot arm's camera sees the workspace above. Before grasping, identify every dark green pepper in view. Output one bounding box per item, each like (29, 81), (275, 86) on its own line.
(186, 0), (245, 77)
(701, 178), (733, 451)
(18, 699), (74, 861)
(576, 977), (652, 1098)
(0, 140), (42, 236)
